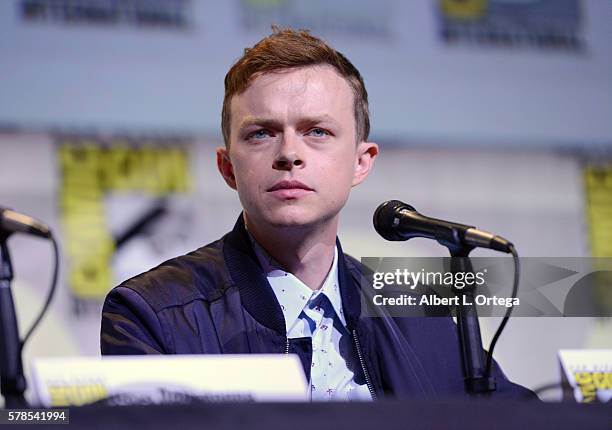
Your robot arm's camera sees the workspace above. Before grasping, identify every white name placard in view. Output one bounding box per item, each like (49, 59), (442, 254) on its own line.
(31, 354), (308, 407)
(558, 349), (612, 403)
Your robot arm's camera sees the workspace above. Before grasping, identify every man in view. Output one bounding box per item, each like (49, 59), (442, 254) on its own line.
(101, 28), (534, 401)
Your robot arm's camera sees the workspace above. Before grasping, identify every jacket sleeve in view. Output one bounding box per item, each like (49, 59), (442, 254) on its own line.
(100, 286), (168, 355)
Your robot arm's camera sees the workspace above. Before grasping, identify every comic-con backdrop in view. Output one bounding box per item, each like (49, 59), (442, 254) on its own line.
(0, 0), (611, 403)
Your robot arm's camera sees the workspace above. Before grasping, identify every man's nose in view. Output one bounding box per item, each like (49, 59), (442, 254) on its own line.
(272, 133), (304, 171)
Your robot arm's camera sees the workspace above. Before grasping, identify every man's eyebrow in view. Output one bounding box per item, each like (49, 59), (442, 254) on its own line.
(238, 115), (340, 130)
(297, 115), (340, 127)
(238, 117), (282, 131)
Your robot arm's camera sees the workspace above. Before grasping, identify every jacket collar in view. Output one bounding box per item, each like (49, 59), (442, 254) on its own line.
(222, 214), (362, 335)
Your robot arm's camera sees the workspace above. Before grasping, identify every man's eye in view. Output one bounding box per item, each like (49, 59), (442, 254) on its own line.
(307, 128), (329, 137)
(249, 130), (271, 140)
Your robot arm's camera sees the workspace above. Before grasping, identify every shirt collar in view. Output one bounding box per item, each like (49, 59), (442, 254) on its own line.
(247, 233), (346, 330)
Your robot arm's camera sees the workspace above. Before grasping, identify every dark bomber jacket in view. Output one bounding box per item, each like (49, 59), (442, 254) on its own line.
(101, 215), (536, 400)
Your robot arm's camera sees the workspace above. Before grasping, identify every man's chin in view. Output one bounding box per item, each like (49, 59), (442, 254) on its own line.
(244, 204), (340, 231)
(266, 214), (317, 229)
(260, 207), (324, 229)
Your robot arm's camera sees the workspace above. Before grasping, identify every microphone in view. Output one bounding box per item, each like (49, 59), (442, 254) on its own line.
(1, 208), (51, 239)
(373, 200), (512, 253)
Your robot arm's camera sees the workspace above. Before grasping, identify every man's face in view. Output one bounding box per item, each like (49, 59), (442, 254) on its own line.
(217, 65), (377, 230)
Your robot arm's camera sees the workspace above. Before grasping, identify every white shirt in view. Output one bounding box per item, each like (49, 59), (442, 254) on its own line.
(248, 235), (372, 401)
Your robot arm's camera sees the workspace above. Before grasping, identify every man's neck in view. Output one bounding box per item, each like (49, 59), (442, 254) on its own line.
(244, 213), (338, 291)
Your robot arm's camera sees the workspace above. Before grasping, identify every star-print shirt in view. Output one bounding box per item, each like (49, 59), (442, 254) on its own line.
(248, 234), (372, 401)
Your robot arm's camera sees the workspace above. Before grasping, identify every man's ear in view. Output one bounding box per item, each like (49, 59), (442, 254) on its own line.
(352, 141), (379, 187)
(216, 147), (237, 190)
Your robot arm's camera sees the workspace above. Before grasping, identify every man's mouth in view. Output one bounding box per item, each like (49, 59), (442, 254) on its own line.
(267, 180), (314, 200)
(267, 180), (314, 192)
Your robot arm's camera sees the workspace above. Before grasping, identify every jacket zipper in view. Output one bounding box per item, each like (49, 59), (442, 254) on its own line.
(284, 338), (290, 355)
(352, 329), (377, 400)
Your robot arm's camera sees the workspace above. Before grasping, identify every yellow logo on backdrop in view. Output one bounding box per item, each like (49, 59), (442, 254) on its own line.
(58, 138), (191, 303)
(441, 0), (487, 19)
(584, 165), (612, 257)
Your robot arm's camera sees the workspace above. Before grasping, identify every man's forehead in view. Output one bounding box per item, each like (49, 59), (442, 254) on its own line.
(247, 65), (347, 91)
(229, 65), (355, 124)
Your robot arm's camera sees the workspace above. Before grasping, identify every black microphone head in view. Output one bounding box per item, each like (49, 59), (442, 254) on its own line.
(373, 200), (416, 241)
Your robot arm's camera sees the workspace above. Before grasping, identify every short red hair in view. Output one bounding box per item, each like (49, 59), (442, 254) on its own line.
(221, 27), (370, 147)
